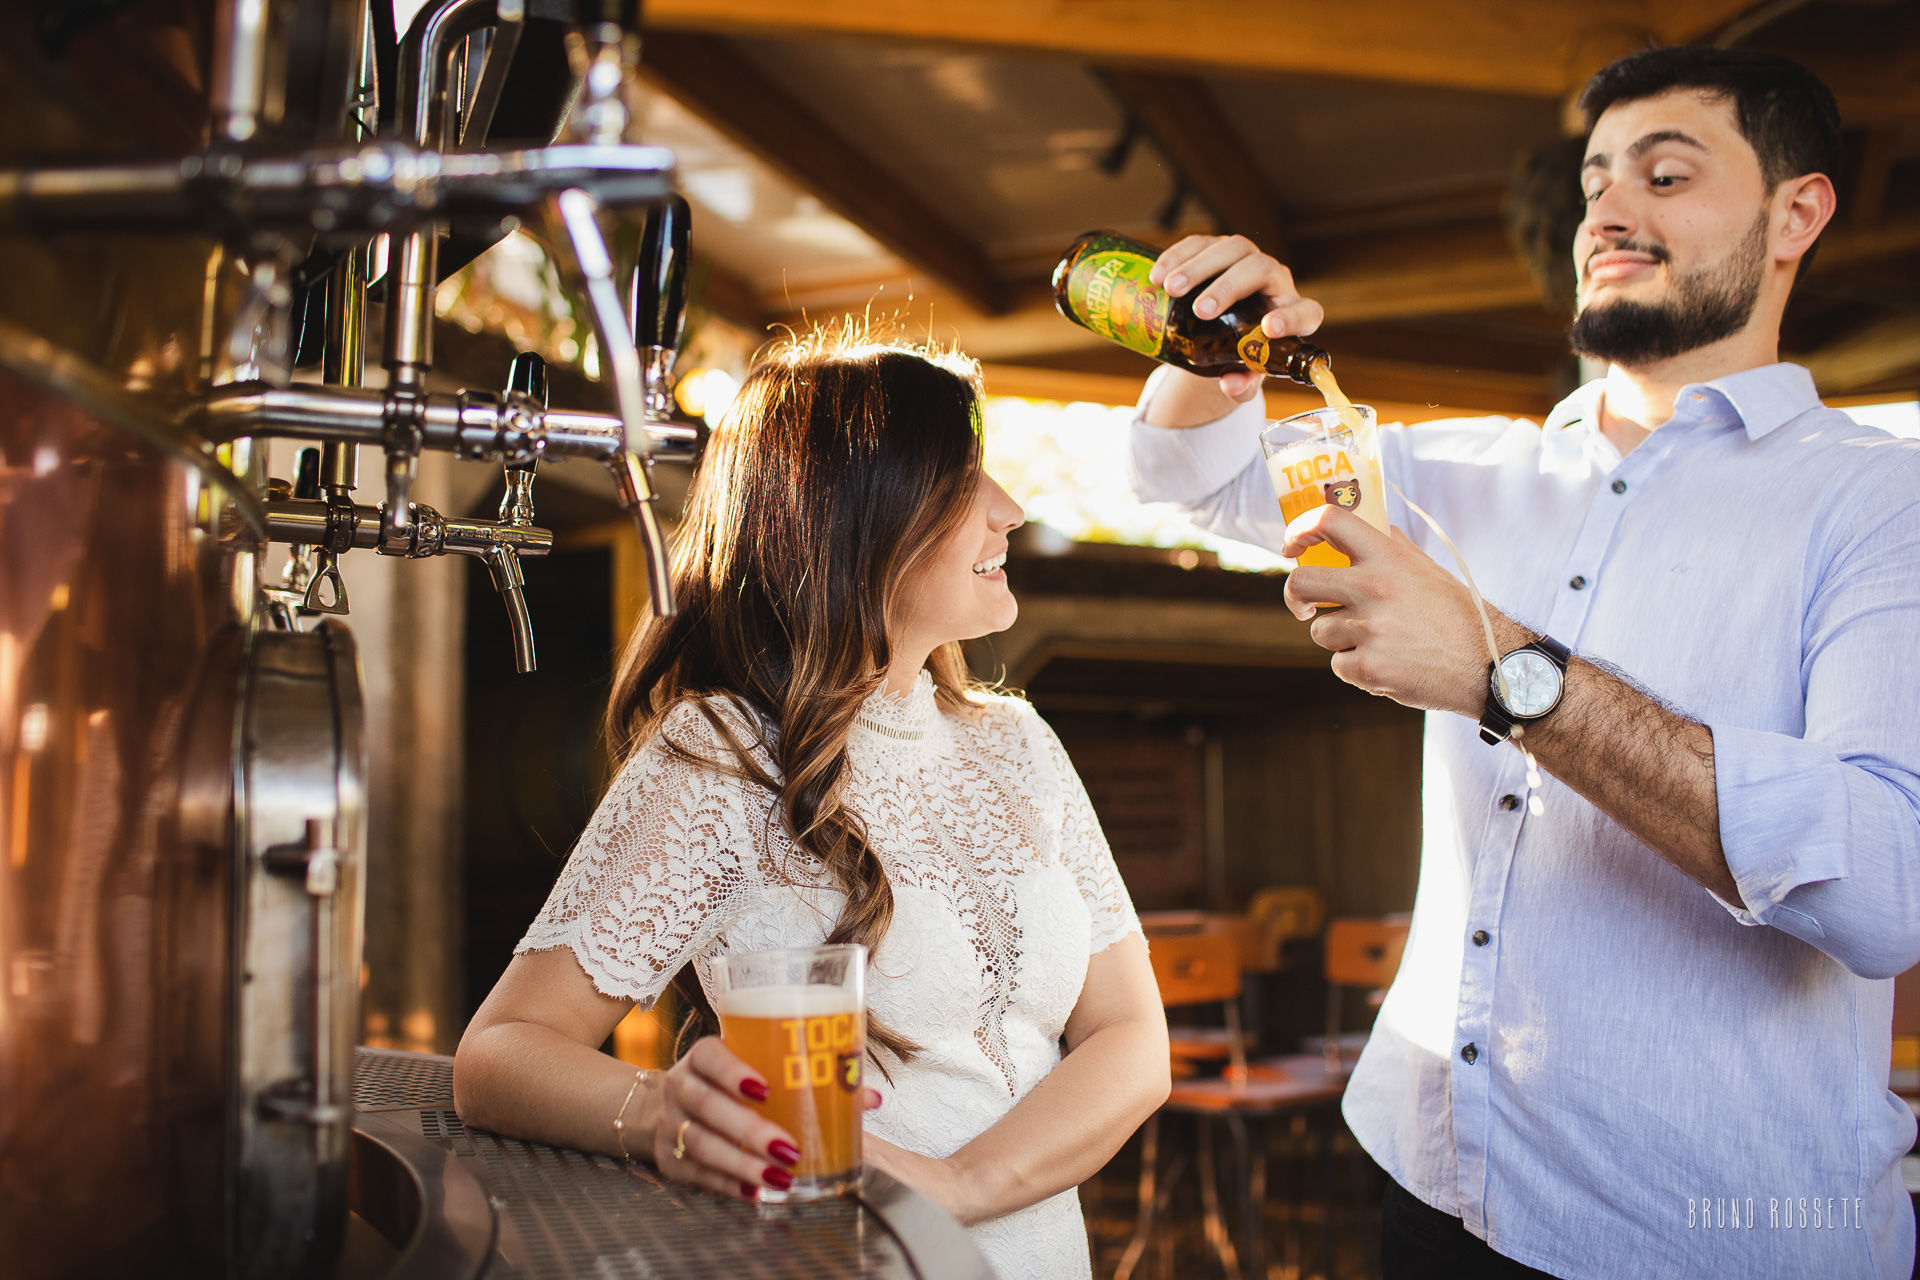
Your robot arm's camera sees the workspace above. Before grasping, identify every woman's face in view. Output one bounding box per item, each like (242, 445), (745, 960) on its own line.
(891, 469), (1026, 658)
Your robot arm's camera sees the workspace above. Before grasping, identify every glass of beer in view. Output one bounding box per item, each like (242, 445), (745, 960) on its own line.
(1260, 405), (1389, 573)
(715, 943), (867, 1202)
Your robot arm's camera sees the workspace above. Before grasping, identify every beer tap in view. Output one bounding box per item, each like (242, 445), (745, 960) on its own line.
(492, 352), (547, 672)
(634, 194), (690, 424)
(539, 0), (680, 616)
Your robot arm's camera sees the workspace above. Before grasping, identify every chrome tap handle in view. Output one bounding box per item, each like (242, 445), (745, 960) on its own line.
(633, 193), (689, 421)
(293, 447), (323, 500)
(507, 349), (549, 406)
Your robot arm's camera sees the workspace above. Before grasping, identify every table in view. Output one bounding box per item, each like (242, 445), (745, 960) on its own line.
(349, 1047), (997, 1280)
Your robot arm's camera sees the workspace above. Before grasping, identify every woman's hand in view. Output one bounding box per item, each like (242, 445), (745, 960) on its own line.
(653, 1036), (802, 1200)
(860, 1132), (979, 1226)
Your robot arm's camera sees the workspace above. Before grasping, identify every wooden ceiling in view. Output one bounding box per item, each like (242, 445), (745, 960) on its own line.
(622, 0), (1920, 417)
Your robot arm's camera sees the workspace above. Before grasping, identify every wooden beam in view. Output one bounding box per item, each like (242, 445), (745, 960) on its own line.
(766, 221), (1545, 364)
(690, 253), (769, 334)
(637, 31), (1005, 315)
(1849, 128), (1898, 229)
(643, 0), (1645, 98)
(644, 0), (1915, 123)
(1814, 214), (1920, 272)
(1092, 68), (1291, 260)
(977, 360), (1551, 422)
(759, 213), (1920, 370)
(1653, 0), (1790, 44)
(1800, 312), (1920, 396)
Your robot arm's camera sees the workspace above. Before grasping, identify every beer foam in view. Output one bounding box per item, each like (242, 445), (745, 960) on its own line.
(717, 984), (861, 1019)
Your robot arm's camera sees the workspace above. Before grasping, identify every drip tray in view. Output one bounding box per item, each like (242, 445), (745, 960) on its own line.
(349, 1048), (993, 1280)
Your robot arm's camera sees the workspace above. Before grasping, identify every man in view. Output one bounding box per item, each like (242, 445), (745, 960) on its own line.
(1128, 46), (1920, 1280)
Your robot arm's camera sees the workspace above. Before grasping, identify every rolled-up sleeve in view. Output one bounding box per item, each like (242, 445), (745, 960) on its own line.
(1710, 460), (1920, 979)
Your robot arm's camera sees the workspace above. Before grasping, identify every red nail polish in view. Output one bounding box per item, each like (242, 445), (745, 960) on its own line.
(763, 1166), (793, 1191)
(740, 1078), (769, 1102)
(740, 1181), (759, 1199)
(768, 1139), (800, 1167)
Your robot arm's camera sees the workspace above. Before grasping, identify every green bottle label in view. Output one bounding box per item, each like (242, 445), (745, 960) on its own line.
(1067, 249), (1167, 357)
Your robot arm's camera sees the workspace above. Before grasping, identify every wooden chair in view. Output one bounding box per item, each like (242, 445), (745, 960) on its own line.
(1140, 912), (1258, 1077)
(1296, 914), (1411, 1073)
(1120, 928), (1347, 1280)
(1247, 885), (1326, 961)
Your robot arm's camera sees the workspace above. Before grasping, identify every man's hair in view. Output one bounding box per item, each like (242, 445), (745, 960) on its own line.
(1578, 46), (1841, 192)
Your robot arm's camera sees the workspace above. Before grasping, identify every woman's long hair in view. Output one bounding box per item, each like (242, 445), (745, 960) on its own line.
(606, 332), (989, 1069)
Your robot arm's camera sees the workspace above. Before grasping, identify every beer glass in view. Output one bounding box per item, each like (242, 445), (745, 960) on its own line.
(1260, 405), (1389, 571)
(715, 943), (867, 1201)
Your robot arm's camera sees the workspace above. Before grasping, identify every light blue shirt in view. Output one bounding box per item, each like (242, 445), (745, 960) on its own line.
(1129, 364), (1920, 1279)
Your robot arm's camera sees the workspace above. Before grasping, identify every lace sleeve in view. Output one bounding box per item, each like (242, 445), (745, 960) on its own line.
(515, 702), (772, 1008)
(1019, 704), (1142, 955)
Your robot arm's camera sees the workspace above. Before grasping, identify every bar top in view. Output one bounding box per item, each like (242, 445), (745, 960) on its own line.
(350, 1047), (997, 1280)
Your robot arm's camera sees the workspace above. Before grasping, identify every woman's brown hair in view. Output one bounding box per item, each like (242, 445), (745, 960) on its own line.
(605, 332), (989, 1070)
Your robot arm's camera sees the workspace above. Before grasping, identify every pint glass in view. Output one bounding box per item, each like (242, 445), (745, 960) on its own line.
(715, 944), (867, 1201)
(1259, 405), (1389, 570)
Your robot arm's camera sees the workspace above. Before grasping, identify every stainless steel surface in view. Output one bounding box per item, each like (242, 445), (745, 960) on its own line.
(196, 384), (696, 464)
(0, 142), (678, 238)
(213, 0), (271, 143)
(351, 1049), (1000, 1280)
(233, 623), (369, 1278)
(543, 188), (678, 615)
(461, 0), (528, 148)
(262, 497), (555, 561)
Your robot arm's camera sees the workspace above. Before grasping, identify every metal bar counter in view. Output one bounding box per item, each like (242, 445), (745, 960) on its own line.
(349, 1048), (997, 1280)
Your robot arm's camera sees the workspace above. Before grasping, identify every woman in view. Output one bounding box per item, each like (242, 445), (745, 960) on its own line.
(453, 334), (1170, 1278)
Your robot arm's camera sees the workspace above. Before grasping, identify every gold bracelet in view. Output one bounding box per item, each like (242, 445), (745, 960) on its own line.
(613, 1068), (654, 1163)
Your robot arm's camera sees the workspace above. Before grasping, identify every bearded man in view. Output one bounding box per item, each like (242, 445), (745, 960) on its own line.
(1128, 45), (1920, 1280)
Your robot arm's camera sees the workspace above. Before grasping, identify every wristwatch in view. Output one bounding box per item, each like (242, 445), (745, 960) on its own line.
(1478, 635), (1571, 745)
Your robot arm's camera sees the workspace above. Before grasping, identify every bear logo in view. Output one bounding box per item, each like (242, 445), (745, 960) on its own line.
(1324, 478), (1362, 510)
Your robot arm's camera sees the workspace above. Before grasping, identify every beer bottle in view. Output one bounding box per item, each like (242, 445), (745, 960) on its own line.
(1051, 230), (1328, 384)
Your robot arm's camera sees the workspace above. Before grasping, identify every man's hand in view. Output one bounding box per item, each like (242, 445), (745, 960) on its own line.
(1143, 235), (1326, 425)
(1280, 503), (1517, 717)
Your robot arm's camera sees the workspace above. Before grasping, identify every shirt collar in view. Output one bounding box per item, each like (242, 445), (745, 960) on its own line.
(1542, 362), (1822, 443)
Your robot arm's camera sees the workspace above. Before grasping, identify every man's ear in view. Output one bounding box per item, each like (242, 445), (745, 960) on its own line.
(1775, 173), (1837, 268)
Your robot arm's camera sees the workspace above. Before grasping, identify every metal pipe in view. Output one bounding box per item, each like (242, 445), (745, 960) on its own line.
(197, 383), (697, 462)
(264, 498), (553, 558)
(212, 0), (271, 143)
(383, 228), (437, 389)
(321, 248), (366, 497)
(396, 0), (501, 149)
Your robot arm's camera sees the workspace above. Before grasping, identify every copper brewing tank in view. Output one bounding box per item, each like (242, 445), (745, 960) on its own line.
(0, 4), (365, 1275)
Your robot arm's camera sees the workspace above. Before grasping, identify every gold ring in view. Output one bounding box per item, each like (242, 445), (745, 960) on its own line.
(672, 1118), (692, 1161)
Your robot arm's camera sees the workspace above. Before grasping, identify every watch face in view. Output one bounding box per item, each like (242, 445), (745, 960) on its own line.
(1497, 650), (1562, 718)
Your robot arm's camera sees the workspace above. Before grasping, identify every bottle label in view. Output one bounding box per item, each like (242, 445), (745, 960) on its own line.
(1237, 331), (1270, 370)
(1066, 251), (1166, 357)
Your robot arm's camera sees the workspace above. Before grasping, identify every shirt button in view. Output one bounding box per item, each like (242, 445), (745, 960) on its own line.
(1461, 1043), (1478, 1065)
(1499, 794), (1520, 811)
(1611, 479), (1628, 494)
(1569, 575), (1588, 590)
(1472, 929), (1490, 946)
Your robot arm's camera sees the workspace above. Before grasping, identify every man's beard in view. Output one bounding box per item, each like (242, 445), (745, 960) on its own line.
(1568, 210), (1768, 366)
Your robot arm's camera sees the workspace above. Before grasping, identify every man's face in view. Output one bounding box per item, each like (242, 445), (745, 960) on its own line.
(1569, 89), (1775, 366)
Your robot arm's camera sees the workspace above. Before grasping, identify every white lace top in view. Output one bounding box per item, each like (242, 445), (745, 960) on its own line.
(517, 672), (1142, 1279)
